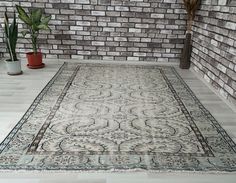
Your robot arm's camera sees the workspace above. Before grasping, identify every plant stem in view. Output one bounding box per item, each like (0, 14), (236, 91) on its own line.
(187, 15), (193, 34)
(31, 32), (37, 54)
(33, 37), (37, 54)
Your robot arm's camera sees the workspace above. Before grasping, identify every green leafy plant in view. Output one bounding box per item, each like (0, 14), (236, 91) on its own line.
(4, 12), (18, 61)
(183, 0), (201, 33)
(16, 5), (51, 54)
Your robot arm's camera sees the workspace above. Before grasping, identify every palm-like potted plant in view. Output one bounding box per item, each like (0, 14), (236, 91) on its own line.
(16, 5), (51, 69)
(4, 12), (22, 75)
(180, 0), (201, 69)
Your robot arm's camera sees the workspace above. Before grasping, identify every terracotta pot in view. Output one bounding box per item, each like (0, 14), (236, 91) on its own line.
(26, 52), (43, 67)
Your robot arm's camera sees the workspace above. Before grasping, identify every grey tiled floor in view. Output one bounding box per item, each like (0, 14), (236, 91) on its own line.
(0, 59), (235, 183)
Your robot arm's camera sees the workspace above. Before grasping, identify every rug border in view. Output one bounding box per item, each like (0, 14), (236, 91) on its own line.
(171, 67), (236, 152)
(0, 63), (67, 154)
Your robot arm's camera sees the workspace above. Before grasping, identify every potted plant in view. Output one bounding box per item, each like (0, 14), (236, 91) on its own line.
(16, 5), (51, 69)
(180, 0), (201, 69)
(4, 11), (22, 75)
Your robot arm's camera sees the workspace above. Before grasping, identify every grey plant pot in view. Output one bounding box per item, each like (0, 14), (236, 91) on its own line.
(5, 60), (23, 75)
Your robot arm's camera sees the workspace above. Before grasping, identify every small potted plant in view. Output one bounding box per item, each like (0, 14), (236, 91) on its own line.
(4, 11), (22, 75)
(16, 5), (51, 69)
(180, 0), (200, 69)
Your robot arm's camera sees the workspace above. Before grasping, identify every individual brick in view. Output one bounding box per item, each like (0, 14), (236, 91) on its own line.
(92, 11), (105, 16)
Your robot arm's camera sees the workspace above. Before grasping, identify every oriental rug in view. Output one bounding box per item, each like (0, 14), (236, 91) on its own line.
(0, 63), (236, 172)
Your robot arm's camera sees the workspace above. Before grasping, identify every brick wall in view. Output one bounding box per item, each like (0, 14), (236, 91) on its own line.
(1, 0), (235, 106)
(0, 0), (186, 61)
(191, 0), (236, 106)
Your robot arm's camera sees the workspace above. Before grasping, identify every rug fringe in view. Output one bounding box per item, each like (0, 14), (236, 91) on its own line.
(0, 168), (236, 174)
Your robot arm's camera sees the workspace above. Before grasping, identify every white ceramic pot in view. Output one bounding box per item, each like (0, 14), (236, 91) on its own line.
(5, 60), (22, 75)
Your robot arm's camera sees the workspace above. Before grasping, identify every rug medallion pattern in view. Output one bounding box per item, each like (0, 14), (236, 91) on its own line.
(0, 63), (235, 171)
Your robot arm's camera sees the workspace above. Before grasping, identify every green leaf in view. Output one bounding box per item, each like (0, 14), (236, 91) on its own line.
(4, 11), (18, 61)
(31, 9), (42, 25)
(21, 30), (30, 37)
(41, 15), (51, 25)
(12, 24), (18, 56)
(9, 15), (15, 40)
(37, 24), (50, 30)
(16, 5), (31, 25)
(4, 12), (10, 38)
(10, 13), (18, 54)
(32, 24), (39, 32)
(4, 12), (9, 25)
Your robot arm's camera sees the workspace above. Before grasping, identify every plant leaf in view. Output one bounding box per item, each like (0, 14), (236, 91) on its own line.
(41, 15), (51, 25)
(16, 5), (31, 25)
(10, 12), (18, 56)
(21, 30), (30, 37)
(4, 12), (10, 38)
(37, 24), (50, 30)
(4, 11), (18, 61)
(31, 9), (42, 25)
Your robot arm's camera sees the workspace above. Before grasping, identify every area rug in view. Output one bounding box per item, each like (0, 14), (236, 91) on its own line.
(0, 63), (236, 172)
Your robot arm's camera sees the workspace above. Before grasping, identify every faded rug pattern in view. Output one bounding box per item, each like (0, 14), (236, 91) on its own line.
(0, 63), (236, 171)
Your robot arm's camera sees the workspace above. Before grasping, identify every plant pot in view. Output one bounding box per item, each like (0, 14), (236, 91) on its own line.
(180, 33), (192, 69)
(26, 52), (44, 69)
(5, 59), (23, 75)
